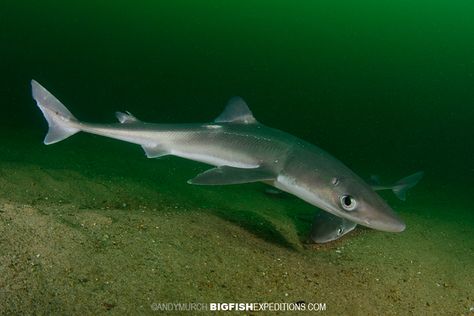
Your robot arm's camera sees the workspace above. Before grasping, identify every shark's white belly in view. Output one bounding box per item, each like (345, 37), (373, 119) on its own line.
(169, 148), (260, 169)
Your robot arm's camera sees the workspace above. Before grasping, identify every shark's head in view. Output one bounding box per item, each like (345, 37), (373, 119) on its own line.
(310, 211), (357, 243)
(324, 176), (405, 232)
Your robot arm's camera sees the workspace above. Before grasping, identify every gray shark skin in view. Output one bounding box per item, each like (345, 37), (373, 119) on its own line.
(310, 211), (357, 243)
(31, 80), (405, 233)
(310, 172), (423, 243)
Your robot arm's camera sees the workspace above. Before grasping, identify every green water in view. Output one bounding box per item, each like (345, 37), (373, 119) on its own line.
(3, 1), (474, 187)
(1, 1), (473, 315)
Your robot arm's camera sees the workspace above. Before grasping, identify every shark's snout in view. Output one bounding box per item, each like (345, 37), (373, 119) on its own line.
(367, 215), (405, 232)
(362, 203), (406, 232)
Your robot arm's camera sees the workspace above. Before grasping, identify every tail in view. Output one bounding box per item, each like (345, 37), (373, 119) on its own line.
(391, 171), (424, 201)
(31, 80), (80, 145)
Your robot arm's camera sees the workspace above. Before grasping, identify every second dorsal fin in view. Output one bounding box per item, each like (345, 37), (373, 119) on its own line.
(214, 97), (257, 124)
(115, 111), (140, 124)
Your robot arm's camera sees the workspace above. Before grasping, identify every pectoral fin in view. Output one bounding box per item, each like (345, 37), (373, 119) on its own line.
(392, 171), (424, 201)
(188, 166), (275, 185)
(370, 171), (424, 201)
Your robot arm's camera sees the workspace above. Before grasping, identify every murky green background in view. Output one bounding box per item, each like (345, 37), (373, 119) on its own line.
(1, 1), (474, 314)
(2, 1), (473, 192)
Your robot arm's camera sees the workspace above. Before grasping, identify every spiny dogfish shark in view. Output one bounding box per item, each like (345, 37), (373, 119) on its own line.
(311, 172), (423, 243)
(31, 80), (423, 243)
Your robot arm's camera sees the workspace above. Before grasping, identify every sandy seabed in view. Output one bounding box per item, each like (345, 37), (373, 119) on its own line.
(0, 133), (473, 315)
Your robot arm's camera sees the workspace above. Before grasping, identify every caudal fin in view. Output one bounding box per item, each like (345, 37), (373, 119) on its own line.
(31, 80), (80, 144)
(392, 171), (424, 201)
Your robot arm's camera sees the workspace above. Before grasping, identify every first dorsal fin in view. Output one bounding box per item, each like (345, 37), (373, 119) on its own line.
(115, 111), (140, 124)
(214, 97), (257, 124)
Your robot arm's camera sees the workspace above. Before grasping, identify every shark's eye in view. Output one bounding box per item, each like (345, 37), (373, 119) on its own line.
(340, 195), (357, 211)
(337, 228), (344, 235)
